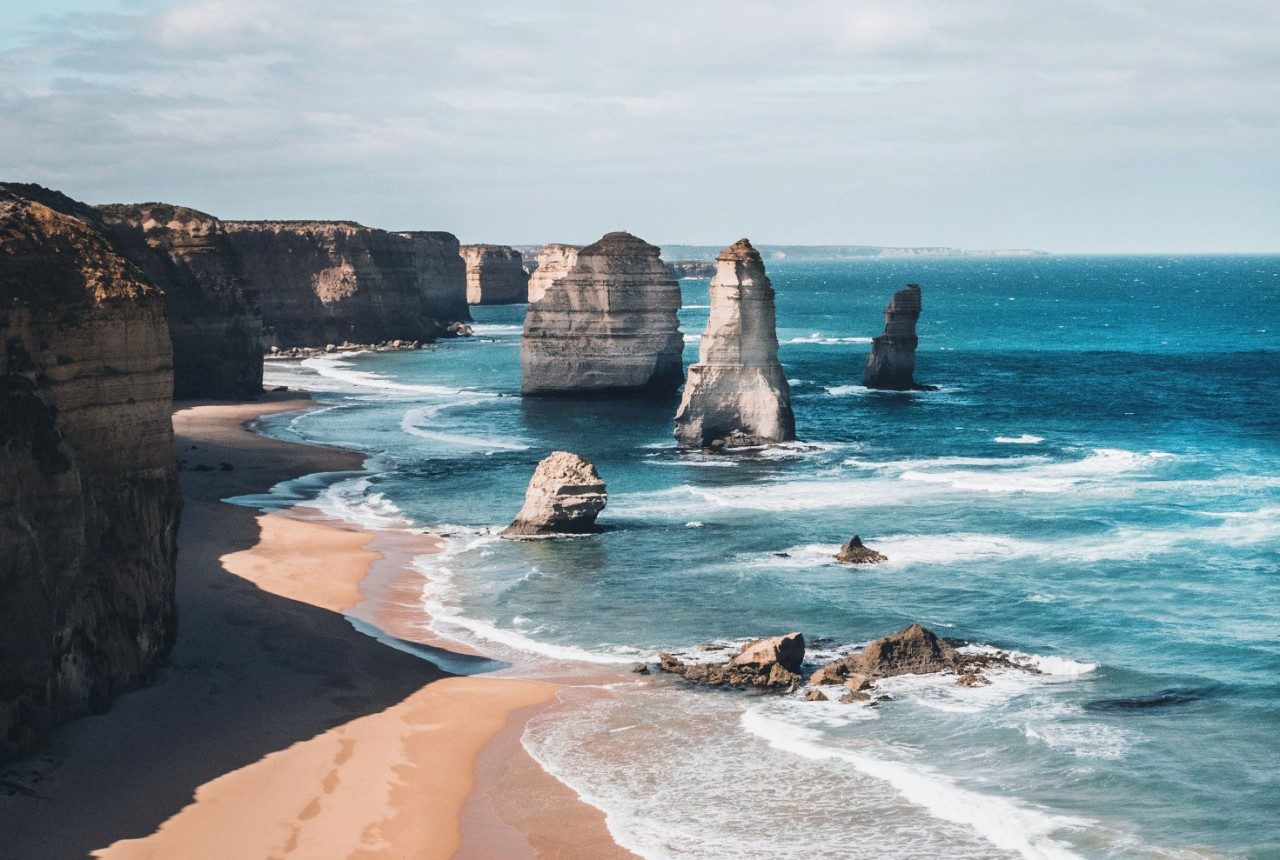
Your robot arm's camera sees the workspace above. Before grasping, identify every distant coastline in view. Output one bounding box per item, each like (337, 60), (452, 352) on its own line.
(515, 244), (1049, 262)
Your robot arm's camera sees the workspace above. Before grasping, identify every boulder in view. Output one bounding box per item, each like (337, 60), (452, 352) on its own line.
(810, 624), (961, 684)
(658, 633), (806, 691)
(863, 284), (934, 391)
(730, 632), (805, 673)
(501, 452), (607, 538)
(674, 238), (796, 449)
(521, 231), (683, 397)
(834, 535), (887, 564)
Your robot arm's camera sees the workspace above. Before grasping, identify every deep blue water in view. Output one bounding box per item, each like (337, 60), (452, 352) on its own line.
(257, 255), (1279, 858)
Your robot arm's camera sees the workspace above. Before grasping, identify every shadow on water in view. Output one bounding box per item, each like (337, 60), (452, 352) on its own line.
(1084, 686), (1215, 714)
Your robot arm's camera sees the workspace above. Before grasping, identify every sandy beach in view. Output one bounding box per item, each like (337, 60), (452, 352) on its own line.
(0, 391), (632, 859)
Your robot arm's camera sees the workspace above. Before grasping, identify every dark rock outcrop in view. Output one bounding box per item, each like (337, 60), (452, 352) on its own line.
(658, 633), (806, 690)
(809, 625), (1022, 690)
(460, 244), (528, 305)
(863, 284), (933, 391)
(526, 243), (580, 303)
(834, 535), (887, 564)
(665, 260), (716, 279)
(521, 231), (683, 397)
(501, 451), (607, 538)
(674, 238), (795, 449)
(0, 190), (181, 761)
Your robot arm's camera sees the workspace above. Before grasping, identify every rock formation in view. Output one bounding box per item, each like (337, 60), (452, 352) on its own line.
(526, 243), (580, 303)
(673, 239), (795, 449)
(0, 190), (181, 761)
(665, 260), (716, 279)
(863, 284), (932, 390)
(501, 451), (607, 538)
(401, 231), (471, 323)
(460, 244), (529, 305)
(808, 624), (1022, 691)
(658, 633), (806, 689)
(97, 202), (264, 399)
(224, 220), (467, 349)
(521, 231), (684, 397)
(834, 535), (887, 564)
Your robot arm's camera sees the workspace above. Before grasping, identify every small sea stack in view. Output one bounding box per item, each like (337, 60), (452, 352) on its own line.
(863, 283), (933, 391)
(520, 231), (683, 397)
(526, 243), (580, 303)
(501, 451), (608, 538)
(834, 535), (887, 564)
(460, 244), (528, 305)
(674, 238), (795, 449)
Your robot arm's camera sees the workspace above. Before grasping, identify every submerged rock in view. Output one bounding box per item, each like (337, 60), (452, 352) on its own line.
(526, 243), (580, 303)
(521, 231), (683, 397)
(461, 244), (529, 305)
(834, 535), (887, 564)
(501, 451), (607, 538)
(673, 238), (795, 449)
(863, 284), (933, 391)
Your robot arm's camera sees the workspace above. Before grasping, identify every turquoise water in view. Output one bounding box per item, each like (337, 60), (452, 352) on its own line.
(256, 256), (1279, 858)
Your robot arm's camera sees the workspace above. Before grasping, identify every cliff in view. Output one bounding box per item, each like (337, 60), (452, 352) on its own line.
(665, 260), (716, 279)
(521, 231), (684, 397)
(674, 239), (795, 448)
(400, 231), (470, 323)
(460, 244), (529, 305)
(97, 203), (264, 399)
(224, 221), (466, 348)
(526, 243), (580, 303)
(0, 190), (181, 761)
(863, 284), (929, 390)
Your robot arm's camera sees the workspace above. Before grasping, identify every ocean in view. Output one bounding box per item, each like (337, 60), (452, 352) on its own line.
(248, 255), (1279, 858)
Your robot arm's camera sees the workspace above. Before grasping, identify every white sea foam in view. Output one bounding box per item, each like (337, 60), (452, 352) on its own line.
(741, 711), (1086, 859)
(467, 323), (522, 335)
(399, 403), (530, 452)
(311, 475), (420, 531)
(996, 434), (1045, 444)
(301, 354), (492, 398)
(785, 332), (873, 345)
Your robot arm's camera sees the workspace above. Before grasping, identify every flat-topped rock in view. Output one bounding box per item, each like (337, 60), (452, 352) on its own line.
(521, 231), (683, 397)
(501, 451), (607, 538)
(461, 244), (528, 305)
(674, 238), (795, 448)
(527, 243), (580, 303)
(864, 284), (932, 390)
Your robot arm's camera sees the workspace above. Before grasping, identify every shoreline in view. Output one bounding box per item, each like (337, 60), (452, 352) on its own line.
(0, 391), (632, 859)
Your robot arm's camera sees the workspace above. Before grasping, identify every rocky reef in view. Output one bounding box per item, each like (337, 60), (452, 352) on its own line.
(501, 451), (607, 538)
(0, 190), (181, 761)
(834, 535), (887, 564)
(863, 284), (932, 391)
(521, 231), (683, 397)
(224, 220), (467, 349)
(460, 244), (529, 305)
(97, 203), (264, 399)
(526, 243), (581, 303)
(659, 633), (806, 690)
(674, 239), (795, 449)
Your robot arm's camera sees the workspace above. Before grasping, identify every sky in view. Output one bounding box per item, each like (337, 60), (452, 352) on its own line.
(1, 1), (1277, 251)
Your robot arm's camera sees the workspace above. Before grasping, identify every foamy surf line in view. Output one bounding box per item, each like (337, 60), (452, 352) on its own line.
(740, 711), (1086, 859)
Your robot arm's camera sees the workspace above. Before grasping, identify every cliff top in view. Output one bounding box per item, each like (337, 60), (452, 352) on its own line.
(717, 237), (763, 264)
(579, 231), (662, 259)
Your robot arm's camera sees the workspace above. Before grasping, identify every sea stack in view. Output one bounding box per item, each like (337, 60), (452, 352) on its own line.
(521, 231), (683, 397)
(526, 243), (581, 303)
(863, 284), (928, 390)
(460, 244), (529, 305)
(673, 238), (795, 449)
(501, 452), (608, 538)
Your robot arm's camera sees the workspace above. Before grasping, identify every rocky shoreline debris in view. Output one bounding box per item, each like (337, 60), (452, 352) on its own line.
(263, 329), (473, 360)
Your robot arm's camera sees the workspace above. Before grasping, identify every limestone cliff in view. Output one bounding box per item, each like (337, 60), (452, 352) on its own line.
(225, 220), (465, 348)
(521, 231), (684, 397)
(97, 203), (264, 399)
(863, 284), (929, 390)
(460, 244), (529, 305)
(674, 239), (795, 448)
(501, 452), (607, 538)
(400, 231), (470, 323)
(526, 243), (580, 303)
(0, 191), (180, 761)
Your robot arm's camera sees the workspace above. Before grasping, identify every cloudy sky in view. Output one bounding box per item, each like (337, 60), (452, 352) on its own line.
(2, 1), (1277, 251)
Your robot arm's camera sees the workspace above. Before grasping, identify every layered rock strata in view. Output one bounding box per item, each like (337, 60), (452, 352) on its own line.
(400, 231), (470, 323)
(501, 452), (607, 538)
(521, 231), (684, 397)
(863, 284), (931, 390)
(526, 243), (580, 303)
(460, 244), (529, 305)
(224, 221), (467, 348)
(674, 238), (795, 448)
(0, 190), (181, 761)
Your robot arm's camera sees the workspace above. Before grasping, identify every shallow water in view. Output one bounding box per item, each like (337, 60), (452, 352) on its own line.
(254, 255), (1280, 858)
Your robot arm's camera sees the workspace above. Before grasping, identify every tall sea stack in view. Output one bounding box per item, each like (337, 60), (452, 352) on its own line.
(0, 190), (181, 761)
(674, 239), (795, 448)
(527, 243), (580, 303)
(863, 284), (928, 390)
(460, 244), (529, 305)
(521, 231), (683, 397)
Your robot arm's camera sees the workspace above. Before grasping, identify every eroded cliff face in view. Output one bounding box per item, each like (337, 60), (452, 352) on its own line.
(521, 231), (684, 397)
(460, 244), (529, 305)
(226, 221), (466, 348)
(400, 231), (470, 323)
(527, 244), (580, 303)
(863, 284), (927, 390)
(0, 191), (180, 761)
(98, 203), (264, 399)
(674, 238), (795, 448)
